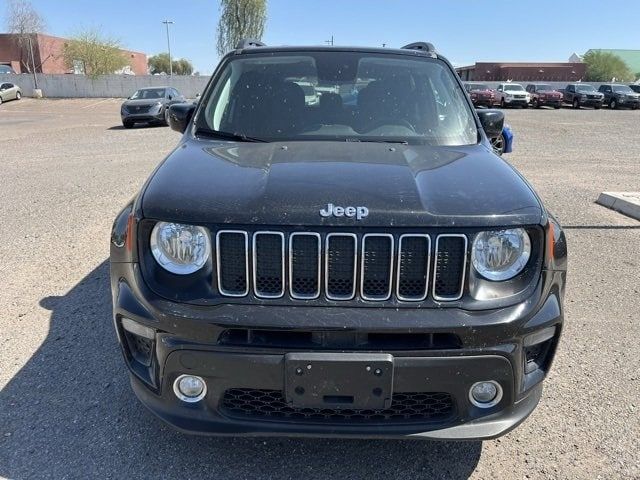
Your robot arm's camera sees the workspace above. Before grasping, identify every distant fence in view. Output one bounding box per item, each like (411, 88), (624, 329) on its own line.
(0, 74), (210, 98)
(0, 73), (616, 99)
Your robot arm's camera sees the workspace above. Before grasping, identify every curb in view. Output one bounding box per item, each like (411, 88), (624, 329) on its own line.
(596, 192), (640, 221)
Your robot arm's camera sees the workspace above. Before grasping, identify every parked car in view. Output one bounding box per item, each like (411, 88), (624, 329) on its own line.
(491, 124), (514, 156)
(0, 65), (16, 74)
(629, 84), (640, 94)
(120, 86), (185, 128)
(562, 84), (603, 109)
(495, 83), (530, 108)
(464, 83), (495, 107)
(0, 82), (21, 104)
(598, 84), (640, 110)
(110, 40), (566, 441)
(526, 84), (562, 109)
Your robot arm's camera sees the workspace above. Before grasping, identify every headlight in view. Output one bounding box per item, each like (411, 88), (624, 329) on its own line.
(471, 228), (531, 281)
(150, 222), (211, 274)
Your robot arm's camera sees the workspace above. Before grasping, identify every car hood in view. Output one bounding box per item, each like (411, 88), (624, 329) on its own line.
(141, 140), (543, 227)
(123, 99), (164, 107)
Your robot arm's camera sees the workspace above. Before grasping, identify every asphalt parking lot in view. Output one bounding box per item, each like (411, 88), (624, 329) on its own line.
(1, 98), (639, 480)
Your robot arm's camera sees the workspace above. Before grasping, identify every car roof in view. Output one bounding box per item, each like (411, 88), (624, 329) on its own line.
(232, 44), (439, 60)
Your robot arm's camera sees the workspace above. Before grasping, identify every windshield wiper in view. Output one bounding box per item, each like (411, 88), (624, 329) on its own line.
(346, 138), (409, 145)
(195, 129), (269, 143)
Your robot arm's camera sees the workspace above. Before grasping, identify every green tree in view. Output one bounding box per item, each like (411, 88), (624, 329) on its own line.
(583, 51), (634, 82)
(149, 53), (194, 75)
(63, 29), (128, 78)
(216, 0), (267, 56)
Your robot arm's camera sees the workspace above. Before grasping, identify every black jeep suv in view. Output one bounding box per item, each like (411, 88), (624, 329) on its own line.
(110, 40), (567, 440)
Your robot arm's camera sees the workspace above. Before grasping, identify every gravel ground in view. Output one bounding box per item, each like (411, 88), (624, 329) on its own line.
(0, 99), (638, 480)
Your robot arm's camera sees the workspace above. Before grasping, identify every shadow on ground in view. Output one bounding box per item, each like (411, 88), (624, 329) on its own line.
(0, 261), (482, 479)
(108, 123), (167, 130)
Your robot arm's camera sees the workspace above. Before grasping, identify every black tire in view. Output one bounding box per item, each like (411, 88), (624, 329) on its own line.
(533, 98), (540, 108)
(163, 108), (170, 126)
(522, 103), (528, 109)
(123, 120), (134, 129)
(0, 96), (3, 105)
(554, 105), (561, 109)
(16, 91), (21, 100)
(610, 99), (617, 110)
(572, 98), (580, 109)
(500, 98), (506, 108)
(594, 104), (601, 110)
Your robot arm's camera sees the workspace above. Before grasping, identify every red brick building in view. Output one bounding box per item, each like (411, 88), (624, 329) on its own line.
(0, 33), (147, 75)
(456, 62), (586, 82)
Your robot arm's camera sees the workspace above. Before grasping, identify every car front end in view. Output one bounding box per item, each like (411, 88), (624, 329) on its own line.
(503, 89), (530, 107)
(110, 43), (567, 440)
(121, 100), (166, 124)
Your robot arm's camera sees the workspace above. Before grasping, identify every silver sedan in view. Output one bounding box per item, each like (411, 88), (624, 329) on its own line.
(0, 82), (22, 104)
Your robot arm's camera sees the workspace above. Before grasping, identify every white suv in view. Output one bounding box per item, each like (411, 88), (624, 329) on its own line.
(495, 83), (530, 108)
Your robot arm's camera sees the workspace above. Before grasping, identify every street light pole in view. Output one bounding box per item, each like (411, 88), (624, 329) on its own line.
(162, 20), (174, 76)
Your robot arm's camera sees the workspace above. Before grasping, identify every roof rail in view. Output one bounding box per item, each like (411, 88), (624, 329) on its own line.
(235, 39), (266, 50)
(401, 42), (436, 53)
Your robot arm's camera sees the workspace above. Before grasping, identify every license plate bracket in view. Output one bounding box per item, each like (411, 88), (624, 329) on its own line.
(284, 352), (394, 410)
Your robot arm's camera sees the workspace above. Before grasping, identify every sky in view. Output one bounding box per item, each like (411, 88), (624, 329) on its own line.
(4, 0), (640, 74)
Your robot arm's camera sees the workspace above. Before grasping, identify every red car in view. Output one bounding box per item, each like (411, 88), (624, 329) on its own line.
(526, 84), (563, 109)
(463, 83), (495, 107)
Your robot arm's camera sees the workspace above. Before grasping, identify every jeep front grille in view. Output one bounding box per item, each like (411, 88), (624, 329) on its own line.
(214, 230), (468, 302)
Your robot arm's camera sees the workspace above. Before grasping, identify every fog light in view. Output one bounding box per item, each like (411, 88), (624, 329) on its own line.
(173, 374), (207, 403)
(469, 381), (503, 408)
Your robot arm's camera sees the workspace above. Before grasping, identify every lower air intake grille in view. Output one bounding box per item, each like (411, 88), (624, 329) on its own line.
(433, 235), (467, 300)
(221, 389), (455, 424)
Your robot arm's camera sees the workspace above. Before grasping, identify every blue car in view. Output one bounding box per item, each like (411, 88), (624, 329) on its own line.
(491, 124), (514, 156)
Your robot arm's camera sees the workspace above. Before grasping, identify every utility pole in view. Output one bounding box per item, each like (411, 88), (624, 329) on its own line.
(27, 34), (38, 89)
(325, 35), (334, 46)
(162, 20), (174, 76)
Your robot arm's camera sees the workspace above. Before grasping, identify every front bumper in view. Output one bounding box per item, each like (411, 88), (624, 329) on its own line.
(111, 260), (565, 440)
(121, 110), (164, 123)
(502, 97), (528, 106)
(579, 98), (604, 107)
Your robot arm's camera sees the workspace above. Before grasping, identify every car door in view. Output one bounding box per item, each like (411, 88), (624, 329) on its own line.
(7, 83), (17, 99)
(496, 84), (503, 100)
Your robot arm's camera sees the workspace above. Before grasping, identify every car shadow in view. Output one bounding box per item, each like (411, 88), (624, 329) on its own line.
(108, 123), (167, 131)
(0, 260), (482, 480)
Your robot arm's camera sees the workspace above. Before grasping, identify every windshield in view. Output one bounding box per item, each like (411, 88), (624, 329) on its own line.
(504, 84), (524, 91)
(130, 88), (166, 100)
(536, 84), (553, 91)
(575, 84), (596, 92)
(469, 84), (489, 91)
(198, 51), (478, 145)
(612, 85), (633, 93)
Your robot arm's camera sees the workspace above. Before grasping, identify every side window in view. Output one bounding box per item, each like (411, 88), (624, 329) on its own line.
(568, 85), (574, 92)
(0, 83), (8, 89)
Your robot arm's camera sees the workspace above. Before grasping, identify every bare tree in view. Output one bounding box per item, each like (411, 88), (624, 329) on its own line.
(216, 0), (267, 57)
(5, 0), (46, 73)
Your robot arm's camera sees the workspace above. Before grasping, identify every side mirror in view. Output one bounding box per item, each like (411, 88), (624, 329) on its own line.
(476, 109), (504, 139)
(168, 102), (197, 133)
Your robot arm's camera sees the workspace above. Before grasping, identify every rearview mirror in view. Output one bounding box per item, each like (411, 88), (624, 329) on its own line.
(476, 109), (504, 139)
(168, 103), (197, 133)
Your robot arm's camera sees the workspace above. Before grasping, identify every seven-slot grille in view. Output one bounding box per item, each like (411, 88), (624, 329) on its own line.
(214, 230), (468, 302)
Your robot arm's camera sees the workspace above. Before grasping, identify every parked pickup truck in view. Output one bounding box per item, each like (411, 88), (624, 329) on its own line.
(526, 84), (562, 109)
(562, 84), (604, 109)
(463, 83), (495, 108)
(598, 84), (640, 110)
